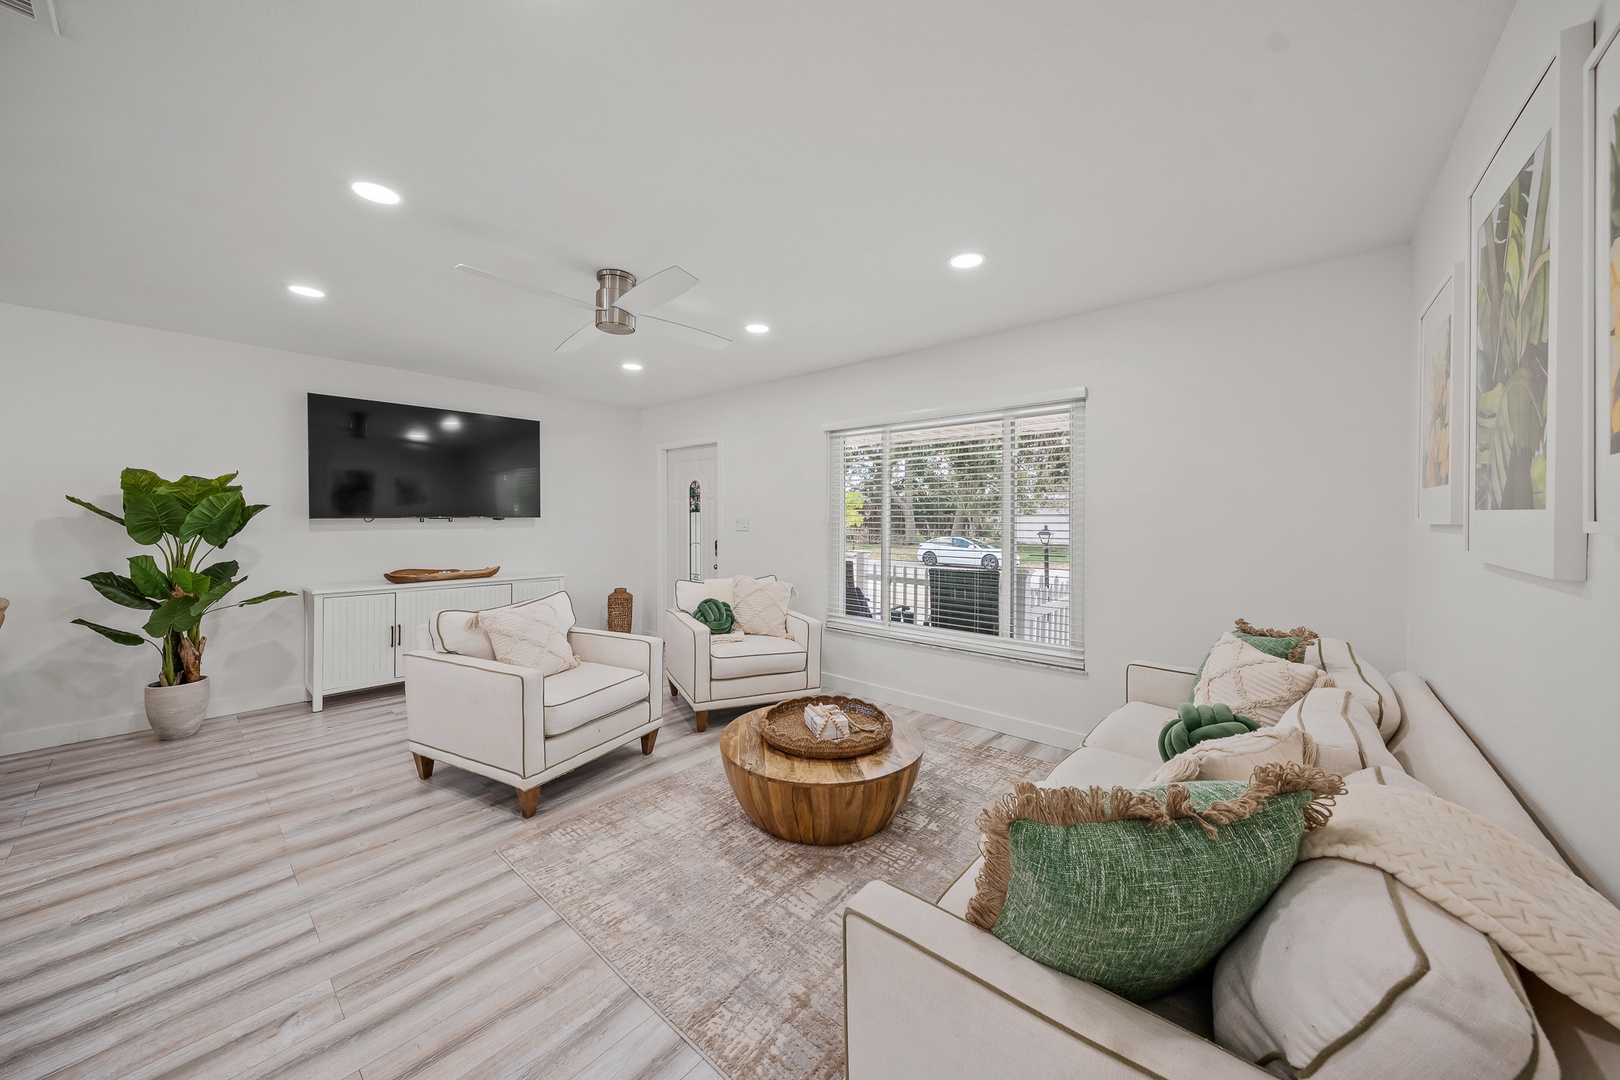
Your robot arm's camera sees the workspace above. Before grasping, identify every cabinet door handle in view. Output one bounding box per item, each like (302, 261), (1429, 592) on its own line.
(390, 624), (399, 648)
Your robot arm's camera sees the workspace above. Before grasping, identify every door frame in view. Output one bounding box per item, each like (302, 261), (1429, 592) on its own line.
(656, 438), (723, 613)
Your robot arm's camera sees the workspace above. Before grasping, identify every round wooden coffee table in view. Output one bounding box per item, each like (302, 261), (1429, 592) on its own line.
(719, 704), (923, 845)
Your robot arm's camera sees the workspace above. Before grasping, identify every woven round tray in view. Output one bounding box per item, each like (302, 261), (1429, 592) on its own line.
(760, 696), (893, 760)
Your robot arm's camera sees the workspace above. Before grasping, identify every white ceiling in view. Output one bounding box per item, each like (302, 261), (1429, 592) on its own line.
(0, 1), (1509, 408)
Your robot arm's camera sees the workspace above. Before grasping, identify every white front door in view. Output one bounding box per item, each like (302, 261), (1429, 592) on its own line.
(665, 444), (718, 604)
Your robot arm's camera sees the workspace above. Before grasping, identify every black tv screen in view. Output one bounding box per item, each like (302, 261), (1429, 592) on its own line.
(307, 394), (540, 519)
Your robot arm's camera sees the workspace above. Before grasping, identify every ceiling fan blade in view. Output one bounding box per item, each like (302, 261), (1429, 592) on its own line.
(555, 322), (600, 352)
(455, 264), (594, 310)
(639, 314), (733, 350)
(613, 266), (699, 315)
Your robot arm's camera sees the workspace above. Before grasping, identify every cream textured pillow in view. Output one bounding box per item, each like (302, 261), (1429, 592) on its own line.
(731, 576), (792, 637)
(1274, 688), (1401, 777)
(1145, 725), (1317, 785)
(479, 598), (580, 676)
(1193, 633), (1333, 726)
(1303, 637), (1402, 741)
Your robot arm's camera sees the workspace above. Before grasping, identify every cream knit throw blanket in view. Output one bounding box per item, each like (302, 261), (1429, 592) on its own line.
(1298, 782), (1620, 1028)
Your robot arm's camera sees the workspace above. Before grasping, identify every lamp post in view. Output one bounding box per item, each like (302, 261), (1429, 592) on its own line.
(1037, 525), (1052, 587)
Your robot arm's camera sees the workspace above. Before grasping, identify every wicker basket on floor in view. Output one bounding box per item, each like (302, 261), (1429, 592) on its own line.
(607, 588), (633, 634)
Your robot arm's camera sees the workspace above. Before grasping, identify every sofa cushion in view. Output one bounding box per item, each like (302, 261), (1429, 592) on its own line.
(965, 767), (1343, 1001)
(732, 575), (793, 637)
(542, 662), (649, 737)
(1146, 725), (1315, 785)
(1193, 633), (1332, 725)
(482, 596), (580, 677)
(1305, 637), (1401, 740)
(709, 635), (807, 679)
(1214, 857), (1554, 1080)
(1080, 702), (1175, 764)
(1274, 687), (1400, 777)
(432, 590), (578, 661)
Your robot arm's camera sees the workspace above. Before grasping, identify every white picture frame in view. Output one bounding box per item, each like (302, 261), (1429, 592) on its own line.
(1418, 264), (1466, 524)
(1466, 22), (1591, 580)
(1587, 21), (1620, 533)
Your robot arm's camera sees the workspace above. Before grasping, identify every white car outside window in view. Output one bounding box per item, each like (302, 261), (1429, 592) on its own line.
(916, 536), (1000, 569)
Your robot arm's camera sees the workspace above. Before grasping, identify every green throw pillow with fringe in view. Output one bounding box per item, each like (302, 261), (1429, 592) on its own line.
(690, 598), (734, 634)
(1189, 619), (1319, 701)
(965, 764), (1343, 1001)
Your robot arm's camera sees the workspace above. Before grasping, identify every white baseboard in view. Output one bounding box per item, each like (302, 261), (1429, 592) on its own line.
(0, 683), (310, 757)
(822, 672), (1083, 750)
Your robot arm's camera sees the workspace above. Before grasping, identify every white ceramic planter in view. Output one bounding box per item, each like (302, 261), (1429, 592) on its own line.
(144, 676), (210, 740)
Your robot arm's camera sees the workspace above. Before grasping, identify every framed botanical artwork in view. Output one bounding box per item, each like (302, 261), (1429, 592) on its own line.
(1588, 22), (1620, 533)
(1467, 22), (1590, 580)
(1418, 264), (1466, 524)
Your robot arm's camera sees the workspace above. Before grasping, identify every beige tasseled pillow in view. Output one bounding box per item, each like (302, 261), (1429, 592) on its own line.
(1146, 725), (1318, 785)
(731, 576), (792, 637)
(1193, 633), (1333, 726)
(479, 598), (580, 676)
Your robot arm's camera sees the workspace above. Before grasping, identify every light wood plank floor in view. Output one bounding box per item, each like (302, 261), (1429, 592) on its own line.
(0, 688), (1065, 1079)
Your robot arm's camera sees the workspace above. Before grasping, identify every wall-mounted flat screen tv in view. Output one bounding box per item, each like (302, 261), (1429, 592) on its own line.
(307, 393), (540, 519)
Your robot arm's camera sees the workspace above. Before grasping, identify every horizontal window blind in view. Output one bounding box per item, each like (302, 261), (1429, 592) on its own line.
(828, 397), (1084, 670)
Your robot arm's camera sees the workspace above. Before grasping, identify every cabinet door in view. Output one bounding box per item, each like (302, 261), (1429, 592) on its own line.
(320, 592), (398, 691)
(510, 577), (564, 604)
(394, 583), (513, 676)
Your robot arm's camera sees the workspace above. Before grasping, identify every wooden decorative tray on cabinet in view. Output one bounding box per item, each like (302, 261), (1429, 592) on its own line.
(760, 696), (893, 759)
(383, 566), (501, 584)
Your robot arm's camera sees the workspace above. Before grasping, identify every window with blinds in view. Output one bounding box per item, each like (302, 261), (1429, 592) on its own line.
(828, 395), (1084, 669)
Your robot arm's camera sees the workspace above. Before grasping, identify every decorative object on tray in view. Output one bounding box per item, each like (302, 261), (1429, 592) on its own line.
(1467, 22), (1590, 579)
(607, 586), (633, 633)
(383, 566), (500, 584)
(761, 695), (892, 759)
(66, 468), (294, 740)
(0, 597), (7, 629)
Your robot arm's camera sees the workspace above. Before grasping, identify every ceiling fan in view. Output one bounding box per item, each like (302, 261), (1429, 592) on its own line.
(455, 263), (733, 352)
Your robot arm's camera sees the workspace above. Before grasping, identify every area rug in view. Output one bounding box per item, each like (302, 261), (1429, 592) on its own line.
(498, 728), (1053, 1080)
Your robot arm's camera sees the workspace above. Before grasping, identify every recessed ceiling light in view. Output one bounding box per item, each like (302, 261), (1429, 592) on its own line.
(439, 415), (462, 431)
(621, 361), (643, 372)
(745, 323), (770, 334)
(404, 428), (430, 442)
(287, 284), (326, 298)
(948, 252), (985, 269)
(350, 180), (401, 205)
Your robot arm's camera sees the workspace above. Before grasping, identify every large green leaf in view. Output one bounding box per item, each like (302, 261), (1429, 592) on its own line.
(122, 492), (166, 545)
(72, 618), (147, 646)
(170, 567), (211, 597)
(236, 504), (269, 534)
(201, 560), (240, 587)
(65, 495), (125, 526)
(119, 468), (165, 494)
(128, 554), (170, 599)
(236, 590), (295, 607)
(181, 491), (244, 546)
(144, 596), (202, 638)
(84, 571), (159, 610)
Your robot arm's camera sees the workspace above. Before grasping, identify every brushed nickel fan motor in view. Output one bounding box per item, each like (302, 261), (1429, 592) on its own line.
(594, 269), (636, 335)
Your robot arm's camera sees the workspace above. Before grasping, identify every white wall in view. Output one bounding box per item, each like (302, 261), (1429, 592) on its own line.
(1409, 0), (1620, 898)
(0, 303), (649, 754)
(642, 247), (1413, 749)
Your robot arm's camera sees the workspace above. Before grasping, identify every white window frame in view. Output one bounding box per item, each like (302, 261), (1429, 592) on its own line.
(826, 390), (1085, 672)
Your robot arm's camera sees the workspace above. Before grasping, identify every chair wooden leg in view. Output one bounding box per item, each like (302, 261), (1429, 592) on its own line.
(517, 786), (541, 818)
(641, 729), (659, 755)
(412, 753), (434, 780)
(694, 710), (709, 733)
(668, 678), (679, 698)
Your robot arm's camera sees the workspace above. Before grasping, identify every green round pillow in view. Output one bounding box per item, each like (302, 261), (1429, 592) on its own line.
(691, 598), (735, 634)
(1157, 702), (1260, 761)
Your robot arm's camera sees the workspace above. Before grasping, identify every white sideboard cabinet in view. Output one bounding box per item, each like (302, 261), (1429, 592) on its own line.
(302, 572), (565, 710)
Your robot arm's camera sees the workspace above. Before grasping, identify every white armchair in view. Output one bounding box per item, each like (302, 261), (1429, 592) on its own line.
(404, 590), (664, 817)
(662, 577), (822, 731)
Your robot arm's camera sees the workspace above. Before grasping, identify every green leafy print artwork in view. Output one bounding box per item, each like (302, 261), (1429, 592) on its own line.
(1609, 107), (1620, 454)
(1476, 134), (1551, 511)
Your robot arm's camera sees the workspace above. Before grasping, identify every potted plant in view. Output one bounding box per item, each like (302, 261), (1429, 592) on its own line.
(67, 468), (294, 740)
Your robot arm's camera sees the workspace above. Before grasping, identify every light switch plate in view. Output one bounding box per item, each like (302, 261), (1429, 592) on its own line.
(734, 517), (749, 531)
